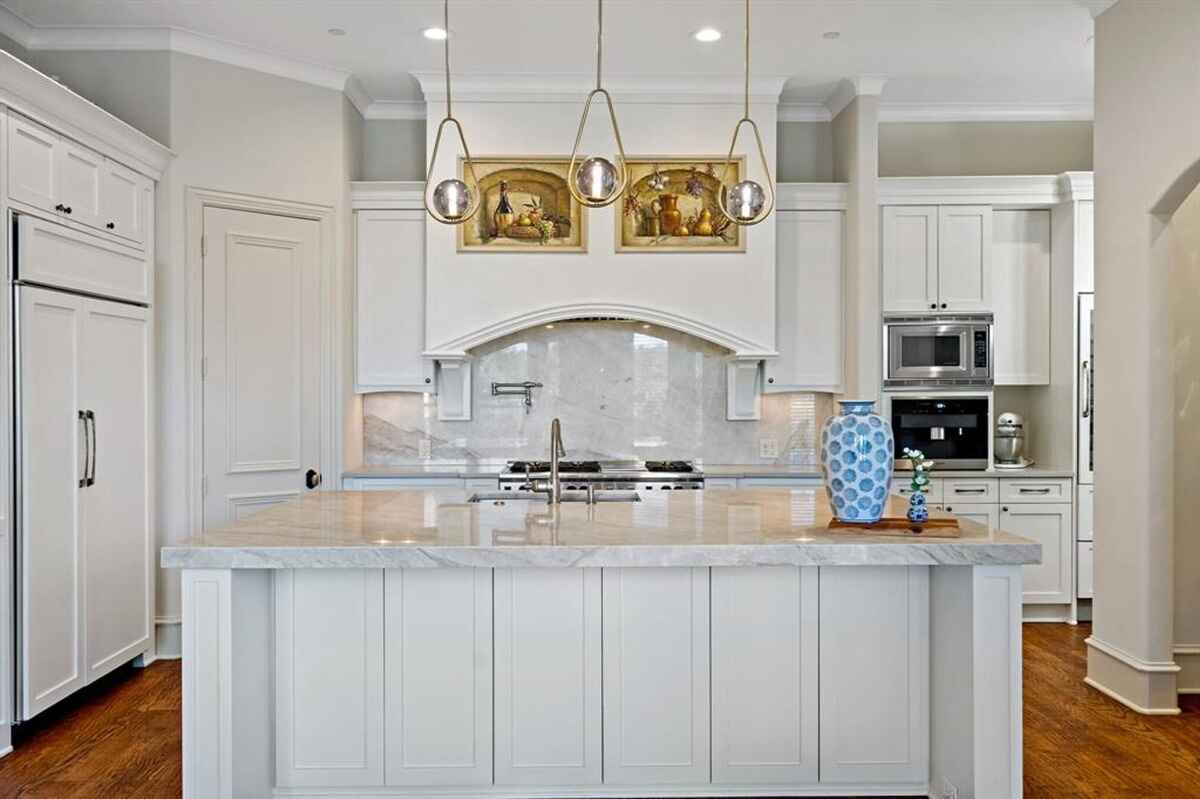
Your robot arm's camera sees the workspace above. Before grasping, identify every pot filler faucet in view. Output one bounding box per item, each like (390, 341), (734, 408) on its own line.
(526, 418), (568, 504)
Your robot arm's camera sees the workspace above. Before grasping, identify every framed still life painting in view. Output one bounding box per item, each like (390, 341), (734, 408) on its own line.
(457, 156), (587, 253)
(617, 156), (745, 253)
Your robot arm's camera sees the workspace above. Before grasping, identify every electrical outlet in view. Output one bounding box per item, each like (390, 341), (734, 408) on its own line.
(941, 777), (959, 799)
(418, 438), (432, 459)
(759, 438), (779, 459)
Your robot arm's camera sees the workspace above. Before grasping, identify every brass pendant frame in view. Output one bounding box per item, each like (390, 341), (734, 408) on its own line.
(424, 115), (482, 225)
(567, 87), (630, 208)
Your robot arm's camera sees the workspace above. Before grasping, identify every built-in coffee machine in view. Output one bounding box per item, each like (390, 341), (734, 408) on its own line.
(888, 395), (991, 470)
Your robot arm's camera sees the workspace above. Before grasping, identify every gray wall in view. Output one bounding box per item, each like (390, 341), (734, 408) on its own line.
(776, 121), (833, 182)
(878, 121), (1092, 177)
(0, 31), (30, 62)
(363, 119), (425, 181)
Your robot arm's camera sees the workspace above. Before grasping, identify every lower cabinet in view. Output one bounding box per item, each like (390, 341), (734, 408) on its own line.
(1002, 503), (1073, 604)
(601, 567), (711, 785)
(494, 569), (602, 786)
(943, 501), (999, 529)
(818, 566), (930, 785)
(711, 566), (819, 784)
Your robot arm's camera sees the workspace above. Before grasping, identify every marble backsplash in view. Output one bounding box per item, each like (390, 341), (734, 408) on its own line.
(363, 320), (835, 465)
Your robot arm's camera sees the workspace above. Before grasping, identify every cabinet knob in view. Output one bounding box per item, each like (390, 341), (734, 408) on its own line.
(54, 203), (65, 212)
(106, 221), (115, 229)
(946, 506), (953, 512)
(929, 303), (937, 309)
(941, 303), (947, 309)
(1001, 506), (1009, 513)
(424, 377), (432, 384)
(767, 377), (774, 384)
(64, 206), (72, 214)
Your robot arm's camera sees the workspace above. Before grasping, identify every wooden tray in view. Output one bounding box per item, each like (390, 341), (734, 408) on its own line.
(827, 516), (961, 538)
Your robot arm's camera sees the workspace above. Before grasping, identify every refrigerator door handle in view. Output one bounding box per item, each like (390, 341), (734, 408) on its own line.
(86, 410), (96, 487)
(78, 410), (89, 488)
(1081, 360), (1091, 419)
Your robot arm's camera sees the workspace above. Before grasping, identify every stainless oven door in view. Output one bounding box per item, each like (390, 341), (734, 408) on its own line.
(886, 324), (973, 382)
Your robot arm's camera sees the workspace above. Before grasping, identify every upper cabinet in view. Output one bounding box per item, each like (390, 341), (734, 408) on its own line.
(992, 210), (1051, 385)
(766, 211), (844, 393)
(354, 209), (434, 393)
(6, 111), (150, 248)
(882, 204), (992, 314)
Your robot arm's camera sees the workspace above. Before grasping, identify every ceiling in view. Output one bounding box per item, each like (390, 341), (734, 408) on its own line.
(0, 0), (1103, 118)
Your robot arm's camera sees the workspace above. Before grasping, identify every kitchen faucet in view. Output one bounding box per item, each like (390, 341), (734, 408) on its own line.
(528, 418), (567, 503)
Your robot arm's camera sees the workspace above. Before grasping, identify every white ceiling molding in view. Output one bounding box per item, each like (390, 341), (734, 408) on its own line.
(879, 101), (1093, 123)
(1059, 171), (1094, 202)
(877, 174), (1093, 207)
(825, 75), (888, 119)
(1077, 0), (1118, 17)
(364, 101), (427, 121)
(411, 71), (788, 106)
(342, 76), (372, 117)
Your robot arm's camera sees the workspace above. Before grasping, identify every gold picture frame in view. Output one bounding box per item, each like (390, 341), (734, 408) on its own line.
(616, 156), (745, 253)
(457, 156), (588, 253)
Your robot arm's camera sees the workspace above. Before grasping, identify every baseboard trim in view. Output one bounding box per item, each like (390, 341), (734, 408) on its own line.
(273, 785), (929, 798)
(1085, 636), (1181, 673)
(155, 617), (182, 659)
(1084, 676), (1181, 715)
(1175, 644), (1200, 694)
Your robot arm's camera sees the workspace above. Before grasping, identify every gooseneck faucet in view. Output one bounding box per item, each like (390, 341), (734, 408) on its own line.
(549, 418), (566, 504)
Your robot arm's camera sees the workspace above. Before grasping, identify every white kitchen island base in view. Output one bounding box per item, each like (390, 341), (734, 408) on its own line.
(166, 490), (1033, 799)
(180, 565), (1022, 799)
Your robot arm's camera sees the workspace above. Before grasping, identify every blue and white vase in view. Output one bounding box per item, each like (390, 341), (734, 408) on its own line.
(907, 491), (929, 523)
(820, 400), (895, 523)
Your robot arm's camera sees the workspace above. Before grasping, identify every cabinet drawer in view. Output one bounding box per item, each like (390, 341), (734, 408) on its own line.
(943, 478), (998, 503)
(999, 478), (1071, 504)
(943, 502), (998, 530)
(891, 477), (943, 504)
(1077, 542), (1094, 599)
(16, 215), (149, 304)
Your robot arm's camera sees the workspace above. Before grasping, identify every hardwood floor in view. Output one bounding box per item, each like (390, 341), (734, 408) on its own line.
(0, 625), (1195, 797)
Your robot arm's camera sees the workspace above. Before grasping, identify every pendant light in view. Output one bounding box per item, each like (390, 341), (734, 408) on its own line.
(716, 0), (775, 226)
(424, 0), (481, 224)
(567, 0), (629, 208)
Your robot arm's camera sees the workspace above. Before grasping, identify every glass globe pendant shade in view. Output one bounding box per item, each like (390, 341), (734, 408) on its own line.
(576, 156), (619, 204)
(729, 180), (766, 222)
(431, 178), (471, 221)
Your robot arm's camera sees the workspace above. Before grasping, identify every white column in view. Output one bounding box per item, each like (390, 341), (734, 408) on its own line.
(181, 569), (233, 799)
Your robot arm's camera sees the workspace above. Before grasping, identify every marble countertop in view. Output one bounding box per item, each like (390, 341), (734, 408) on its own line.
(344, 463), (1075, 480)
(161, 489), (1040, 570)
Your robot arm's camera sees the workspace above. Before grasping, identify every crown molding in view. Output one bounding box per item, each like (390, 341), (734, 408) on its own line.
(364, 101), (427, 121)
(350, 181), (425, 210)
(879, 101), (1093, 122)
(1059, 171), (1094, 202)
(778, 183), (848, 211)
(342, 75), (372, 117)
(826, 75), (888, 119)
(0, 49), (172, 177)
(778, 103), (832, 123)
(877, 174), (1096, 207)
(411, 71), (788, 105)
(1078, 0), (1118, 18)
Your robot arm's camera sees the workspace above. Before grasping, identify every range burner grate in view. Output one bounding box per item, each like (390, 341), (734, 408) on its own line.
(643, 460), (695, 473)
(507, 460), (602, 474)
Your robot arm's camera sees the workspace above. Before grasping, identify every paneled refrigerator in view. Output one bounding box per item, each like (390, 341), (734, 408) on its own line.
(1077, 293), (1095, 599)
(10, 212), (153, 720)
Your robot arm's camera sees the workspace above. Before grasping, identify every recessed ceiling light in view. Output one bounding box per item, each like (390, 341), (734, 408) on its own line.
(423, 27), (448, 41)
(693, 27), (722, 43)
(544, 324), (556, 330)
(327, 27), (346, 36)
(822, 31), (840, 40)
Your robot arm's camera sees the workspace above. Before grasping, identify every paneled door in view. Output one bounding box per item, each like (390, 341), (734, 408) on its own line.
(202, 207), (321, 527)
(937, 205), (993, 312)
(882, 206), (939, 313)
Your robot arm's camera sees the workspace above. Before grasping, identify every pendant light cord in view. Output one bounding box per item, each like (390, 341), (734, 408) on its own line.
(595, 0), (604, 91)
(443, 0), (453, 116)
(743, 0), (750, 119)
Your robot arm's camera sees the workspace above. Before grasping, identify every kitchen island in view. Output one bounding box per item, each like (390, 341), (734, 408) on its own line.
(163, 488), (1038, 799)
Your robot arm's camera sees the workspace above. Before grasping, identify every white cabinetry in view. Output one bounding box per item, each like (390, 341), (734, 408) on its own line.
(882, 206), (939, 313)
(275, 569), (385, 788)
(494, 569), (602, 786)
(384, 568), (492, 786)
(992, 210), (1051, 385)
(767, 211), (843, 392)
(18, 287), (152, 719)
(602, 567), (710, 785)
(882, 205), (993, 314)
(1001, 502), (1073, 605)
(819, 566), (929, 785)
(17, 214), (149, 305)
(7, 111), (151, 248)
(711, 566), (818, 784)
(355, 210), (433, 393)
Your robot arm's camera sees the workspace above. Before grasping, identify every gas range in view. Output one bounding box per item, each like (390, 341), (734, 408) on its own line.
(498, 460), (704, 492)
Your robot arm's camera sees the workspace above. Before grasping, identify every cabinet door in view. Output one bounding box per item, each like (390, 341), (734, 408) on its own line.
(100, 159), (149, 246)
(819, 566), (929, 785)
(1000, 503), (1073, 604)
(882, 206), (939, 313)
(18, 287), (85, 720)
(8, 113), (58, 211)
(937, 205), (992, 312)
(56, 140), (105, 230)
(712, 566), (818, 785)
(767, 211), (843, 391)
(1077, 542), (1094, 599)
(942, 502), (998, 531)
(276, 569), (385, 787)
(16, 214), (150, 305)
(1077, 484), (1094, 542)
(356, 211), (433, 392)
(385, 569), (492, 787)
(80, 299), (151, 682)
(602, 567), (710, 785)
(494, 569), (601, 786)
(992, 210), (1050, 385)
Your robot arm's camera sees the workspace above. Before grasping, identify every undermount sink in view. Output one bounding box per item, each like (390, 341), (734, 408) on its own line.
(468, 491), (642, 504)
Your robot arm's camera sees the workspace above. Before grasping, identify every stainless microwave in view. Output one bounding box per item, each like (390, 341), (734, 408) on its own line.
(883, 314), (993, 388)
